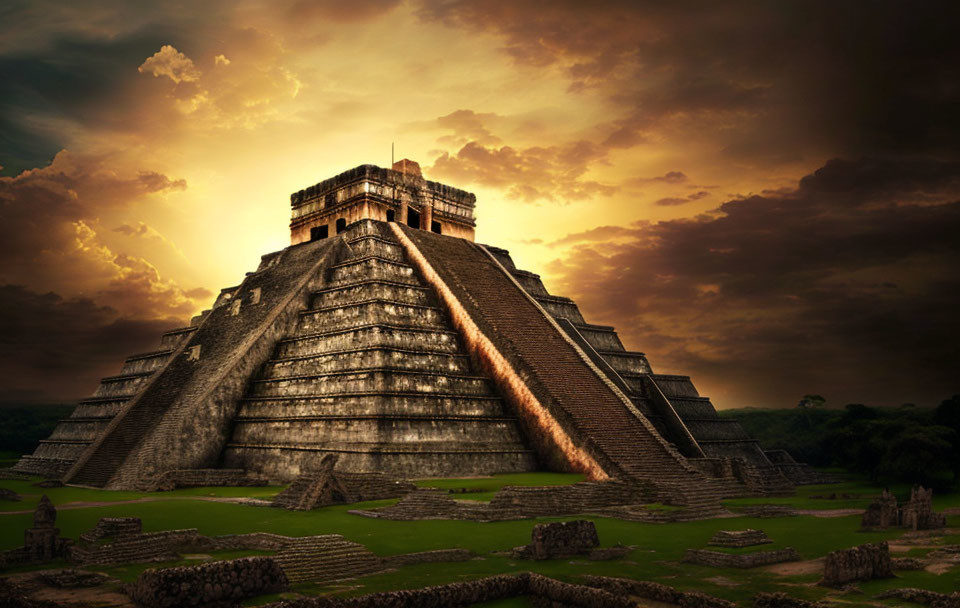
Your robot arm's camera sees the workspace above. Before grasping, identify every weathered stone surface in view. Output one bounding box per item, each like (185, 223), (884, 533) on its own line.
(579, 575), (735, 608)
(78, 517), (142, 543)
(708, 529), (772, 548)
(753, 592), (829, 607)
(862, 486), (946, 530)
(1, 495), (72, 566)
(0, 487), (21, 501)
(37, 569), (109, 588)
(514, 520), (600, 561)
(682, 547), (799, 568)
(129, 556), (288, 608)
(861, 488), (899, 528)
(822, 542), (894, 587)
(876, 587), (960, 607)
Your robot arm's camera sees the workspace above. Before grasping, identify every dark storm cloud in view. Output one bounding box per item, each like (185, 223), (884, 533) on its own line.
(546, 156), (960, 408)
(418, 0), (960, 164)
(0, 284), (176, 402)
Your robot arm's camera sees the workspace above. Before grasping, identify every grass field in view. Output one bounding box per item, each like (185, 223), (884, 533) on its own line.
(1, 472), (958, 607)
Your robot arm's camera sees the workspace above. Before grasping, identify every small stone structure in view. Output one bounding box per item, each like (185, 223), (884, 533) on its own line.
(708, 529), (772, 548)
(129, 556), (288, 607)
(78, 517), (142, 542)
(901, 486), (947, 530)
(862, 488), (900, 528)
(512, 520), (600, 561)
(273, 534), (382, 584)
(37, 569), (109, 589)
(1, 495), (71, 566)
(0, 487), (22, 501)
(822, 541), (894, 587)
(71, 528), (205, 566)
(271, 454), (416, 510)
(682, 547), (800, 569)
(861, 486), (946, 530)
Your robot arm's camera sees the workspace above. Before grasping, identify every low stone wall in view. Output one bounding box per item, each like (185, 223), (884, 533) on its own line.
(382, 548), (474, 567)
(71, 529), (205, 566)
(0, 488), (22, 501)
(876, 587), (960, 607)
(209, 532), (294, 551)
(754, 592), (828, 608)
(129, 556), (288, 608)
(708, 529), (771, 548)
(142, 468), (266, 491)
(579, 575), (735, 608)
(733, 504), (797, 518)
(682, 547), (800, 568)
(261, 572), (635, 608)
(822, 542), (893, 587)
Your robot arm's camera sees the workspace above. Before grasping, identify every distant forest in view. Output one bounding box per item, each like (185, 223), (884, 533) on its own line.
(0, 402), (74, 456)
(722, 395), (960, 491)
(2, 397), (959, 491)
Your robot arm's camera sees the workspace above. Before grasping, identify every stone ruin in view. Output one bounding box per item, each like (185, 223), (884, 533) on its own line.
(682, 547), (800, 569)
(708, 529), (772, 548)
(14, 162), (812, 507)
(271, 454), (415, 511)
(1, 495), (71, 567)
(511, 520), (601, 561)
(822, 541), (894, 587)
(129, 556), (289, 608)
(861, 486), (946, 530)
(0, 487), (21, 501)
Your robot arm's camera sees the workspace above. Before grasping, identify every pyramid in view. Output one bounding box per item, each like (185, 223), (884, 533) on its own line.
(15, 161), (807, 498)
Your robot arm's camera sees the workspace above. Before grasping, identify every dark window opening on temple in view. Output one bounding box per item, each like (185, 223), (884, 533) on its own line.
(407, 208), (421, 229)
(335, 218), (347, 233)
(431, 221), (442, 234)
(386, 209), (395, 222)
(310, 225), (328, 241)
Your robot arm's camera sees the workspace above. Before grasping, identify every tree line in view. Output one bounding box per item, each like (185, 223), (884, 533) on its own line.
(722, 395), (960, 490)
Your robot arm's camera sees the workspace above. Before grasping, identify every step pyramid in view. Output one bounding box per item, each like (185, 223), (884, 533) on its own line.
(15, 161), (802, 500)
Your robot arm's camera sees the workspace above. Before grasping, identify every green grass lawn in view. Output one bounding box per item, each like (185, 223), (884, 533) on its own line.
(1, 472), (958, 607)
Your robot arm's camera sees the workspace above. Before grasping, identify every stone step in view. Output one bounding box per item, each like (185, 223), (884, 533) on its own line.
(597, 350), (652, 376)
(309, 280), (434, 309)
(236, 393), (512, 418)
(344, 234), (407, 261)
(32, 439), (91, 461)
(534, 294), (586, 324)
(11, 455), (75, 477)
(261, 348), (472, 378)
(91, 372), (153, 398)
(159, 326), (196, 348)
(119, 349), (174, 375)
(509, 269), (550, 296)
(297, 300), (449, 333)
(71, 397), (131, 418)
(248, 368), (495, 398)
(571, 322), (626, 352)
(230, 414), (527, 445)
(47, 418), (112, 441)
(276, 325), (462, 358)
(329, 256), (419, 286)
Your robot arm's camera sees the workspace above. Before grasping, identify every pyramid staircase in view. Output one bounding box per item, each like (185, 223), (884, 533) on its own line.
(13, 327), (196, 477)
(483, 245), (793, 497)
(222, 221), (537, 479)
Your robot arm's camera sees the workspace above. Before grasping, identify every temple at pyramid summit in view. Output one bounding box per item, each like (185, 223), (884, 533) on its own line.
(15, 160), (818, 500)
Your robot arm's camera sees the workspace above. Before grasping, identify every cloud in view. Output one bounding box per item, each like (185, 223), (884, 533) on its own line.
(417, 0), (960, 165)
(544, 156), (960, 408)
(0, 150), (210, 319)
(654, 190), (710, 206)
(0, 284), (178, 401)
(430, 140), (617, 202)
(138, 44), (201, 83)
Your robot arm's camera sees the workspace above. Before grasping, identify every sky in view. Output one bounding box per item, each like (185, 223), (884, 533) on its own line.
(0, 0), (958, 409)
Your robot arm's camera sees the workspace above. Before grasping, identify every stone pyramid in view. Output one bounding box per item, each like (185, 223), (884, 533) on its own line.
(16, 161), (808, 499)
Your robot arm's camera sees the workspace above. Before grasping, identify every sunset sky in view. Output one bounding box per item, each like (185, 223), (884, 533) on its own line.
(1, 0), (957, 409)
